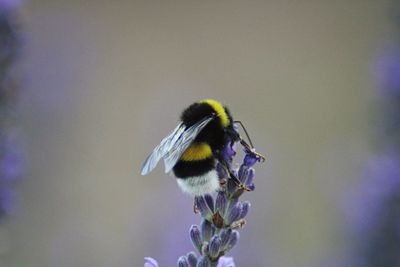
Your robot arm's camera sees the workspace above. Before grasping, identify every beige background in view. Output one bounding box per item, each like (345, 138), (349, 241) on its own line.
(1, 1), (395, 266)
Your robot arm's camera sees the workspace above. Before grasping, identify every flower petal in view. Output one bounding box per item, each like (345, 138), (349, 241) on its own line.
(227, 202), (242, 224)
(243, 151), (258, 167)
(201, 219), (214, 241)
(186, 252), (198, 267)
(226, 231), (239, 251)
(209, 235), (222, 258)
(204, 194), (214, 212)
(195, 196), (213, 219)
(189, 225), (202, 253)
(144, 257), (159, 267)
(215, 191), (227, 214)
(219, 229), (232, 248)
(239, 201), (250, 219)
(217, 256), (236, 267)
(197, 256), (211, 267)
(177, 256), (189, 267)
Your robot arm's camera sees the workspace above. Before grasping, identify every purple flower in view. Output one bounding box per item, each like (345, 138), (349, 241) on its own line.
(239, 201), (250, 219)
(374, 47), (400, 96)
(243, 152), (258, 167)
(345, 153), (400, 232)
(187, 252), (198, 267)
(217, 257), (235, 267)
(0, 134), (22, 218)
(195, 196), (213, 221)
(0, 0), (22, 11)
(215, 191), (227, 214)
(189, 225), (202, 253)
(1, 134), (23, 182)
(238, 164), (255, 191)
(0, 187), (15, 216)
(182, 148), (259, 266)
(208, 235), (222, 258)
(219, 229), (232, 249)
(178, 147), (258, 263)
(226, 202), (242, 225)
(144, 257), (159, 267)
(225, 231), (239, 251)
(0, 8), (21, 219)
(177, 256), (190, 267)
(145, 134), (263, 266)
(342, 12), (400, 266)
(197, 256), (210, 267)
(222, 141), (237, 163)
(201, 219), (214, 242)
(344, 152), (400, 266)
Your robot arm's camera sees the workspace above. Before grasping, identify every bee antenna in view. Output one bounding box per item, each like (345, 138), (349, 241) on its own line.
(234, 120), (254, 148)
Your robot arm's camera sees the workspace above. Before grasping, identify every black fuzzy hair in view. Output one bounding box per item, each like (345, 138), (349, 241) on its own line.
(180, 102), (233, 152)
(180, 102), (215, 127)
(172, 101), (237, 179)
(173, 157), (215, 178)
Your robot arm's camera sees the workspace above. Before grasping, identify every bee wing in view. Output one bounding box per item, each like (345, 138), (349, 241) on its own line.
(163, 116), (213, 173)
(140, 122), (186, 175)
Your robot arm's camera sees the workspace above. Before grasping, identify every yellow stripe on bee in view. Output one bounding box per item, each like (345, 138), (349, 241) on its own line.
(200, 99), (230, 128)
(180, 143), (213, 161)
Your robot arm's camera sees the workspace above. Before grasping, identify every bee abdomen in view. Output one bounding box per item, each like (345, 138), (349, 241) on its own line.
(173, 153), (218, 196)
(171, 134), (220, 196)
(172, 156), (215, 178)
(180, 142), (212, 161)
(176, 169), (219, 196)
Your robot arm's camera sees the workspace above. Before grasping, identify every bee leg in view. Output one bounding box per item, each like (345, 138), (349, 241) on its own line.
(231, 218), (246, 229)
(193, 201), (200, 214)
(218, 156), (252, 192)
(239, 139), (266, 162)
(226, 166), (251, 192)
(219, 177), (227, 187)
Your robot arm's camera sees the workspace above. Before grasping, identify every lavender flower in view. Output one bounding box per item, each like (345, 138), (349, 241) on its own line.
(374, 47), (400, 96)
(0, 0), (22, 11)
(189, 225), (202, 253)
(145, 137), (263, 267)
(144, 257), (159, 267)
(0, 5), (21, 219)
(346, 153), (400, 267)
(177, 256), (189, 267)
(344, 7), (400, 265)
(216, 257), (235, 267)
(187, 252), (198, 267)
(201, 220), (214, 242)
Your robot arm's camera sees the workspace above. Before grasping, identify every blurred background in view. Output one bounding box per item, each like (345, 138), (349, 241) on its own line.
(0, 0), (399, 266)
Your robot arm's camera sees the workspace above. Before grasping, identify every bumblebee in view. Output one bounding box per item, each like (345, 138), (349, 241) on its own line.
(141, 99), (264, 196)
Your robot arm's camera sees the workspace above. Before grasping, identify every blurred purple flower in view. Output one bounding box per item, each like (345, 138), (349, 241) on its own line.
(343, 6), (400, 266)
(0, 0), (22, 11)
(0, 6), (21, 219)
(345, 152), (400, 267)
(374, 48), (400, 96)
(345, 153), (400, 233)
(0, 186), (15, 215)
(0, 133), (22, 217)
(347, 38), (400, 266)
(1, 134), (23, 181)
